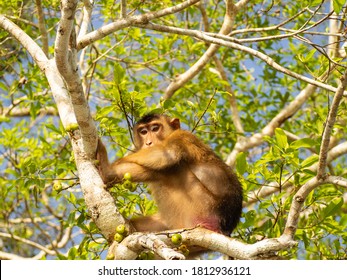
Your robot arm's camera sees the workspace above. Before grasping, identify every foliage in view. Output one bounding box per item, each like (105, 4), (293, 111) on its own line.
(0, 0), (346, 260)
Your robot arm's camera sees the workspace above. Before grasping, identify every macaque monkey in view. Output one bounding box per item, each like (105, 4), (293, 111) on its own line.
(97, 114), (242, 235)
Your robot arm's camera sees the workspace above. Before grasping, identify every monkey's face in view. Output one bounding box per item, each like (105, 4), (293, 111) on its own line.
(135, 121), (165, 149)
(133, 115), (181, 150)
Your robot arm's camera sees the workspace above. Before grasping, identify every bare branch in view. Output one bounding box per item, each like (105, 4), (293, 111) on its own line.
(77, 0), (201, 50)
(212, 56), (244, 135)
(55, 0), (98, 156)
(317, 71), (347, 177)
(52, 1), (128, 243)
(140, 22), (345, 96)
(325, 175), (347, 188)
(183, 228), (296, 259)
(0, 251), (26, 260)
(226, 83), (318, 166)
(112, 233), (185, 260)
(0, 106), (57, 117)
(121, 0), (127, 18)
(0, 15), (48, 70)
(0, 231), (56, 255)
(35, 0), (49, 56)
(164, 0), (242, 99)
(77, 0), (94, 42)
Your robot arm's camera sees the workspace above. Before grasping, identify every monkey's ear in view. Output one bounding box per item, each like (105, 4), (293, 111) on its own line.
(170, 118), (180, 129)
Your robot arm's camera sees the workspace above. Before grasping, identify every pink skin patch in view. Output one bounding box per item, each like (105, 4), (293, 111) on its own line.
(193, 216), (221, 233)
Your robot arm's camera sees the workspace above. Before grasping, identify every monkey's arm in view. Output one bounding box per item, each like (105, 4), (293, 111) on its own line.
(117, 143), (183, 170)
(117, 130), (206, 170)
(96, 139), (162, 183)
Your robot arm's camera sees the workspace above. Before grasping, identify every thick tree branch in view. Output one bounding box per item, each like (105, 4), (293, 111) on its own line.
(55, 0), (97, 157)
(55, 0), (129, 242)
(111, 233), (185, 260)
(111, 228), (297, 259)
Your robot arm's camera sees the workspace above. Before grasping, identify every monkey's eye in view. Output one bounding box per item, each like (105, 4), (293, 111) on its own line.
(151, 124), (160, 132)
(139, 128), (148, 135)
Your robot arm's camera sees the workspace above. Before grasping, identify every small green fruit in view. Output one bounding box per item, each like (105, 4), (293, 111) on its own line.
(65, 123), (79, 132)
(147, 250), (155, 260)
(171, 233), (183, 245)
(116, 224), (126, 235)
(114, 232), (124, 243)
(53, 182), (62, 192)
(178, 244), (189, 256)
(106, 253), (115, 260)
(123, 172), (132, 181)
(138, 251), (148, 260)
(123, 180), (137, 192)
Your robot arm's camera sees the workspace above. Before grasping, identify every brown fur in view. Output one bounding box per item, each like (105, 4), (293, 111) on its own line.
(96, 114), (243, 235)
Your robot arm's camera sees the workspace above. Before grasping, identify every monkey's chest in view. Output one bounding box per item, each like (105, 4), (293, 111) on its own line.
(148, 170), (215, 228)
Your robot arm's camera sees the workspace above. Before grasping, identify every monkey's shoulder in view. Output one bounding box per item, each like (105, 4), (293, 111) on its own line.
(166, 130), (218, 154)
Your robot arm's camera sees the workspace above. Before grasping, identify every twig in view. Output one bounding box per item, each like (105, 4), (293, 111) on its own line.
(0, 231), (56, 255)
(35, 0), (49, 56)
(191, 88), (217, 133)
(213, 56), (244, 136)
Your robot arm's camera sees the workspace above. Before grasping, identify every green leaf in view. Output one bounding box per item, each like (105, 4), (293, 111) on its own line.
(333, 0), (345, 13)
(322, 197), (343, 218)
(301, 154), (319, 168)
(275, 128), (288, 149)
(310, 0), (324, 7)
(68, 247), (77, 260)
(290, 138), (317, 149)
(236, 152), (248, 175)
(113, 63), (125, 84)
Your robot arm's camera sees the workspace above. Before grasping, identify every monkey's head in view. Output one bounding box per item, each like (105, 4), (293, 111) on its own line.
(133, 114), (180, 150)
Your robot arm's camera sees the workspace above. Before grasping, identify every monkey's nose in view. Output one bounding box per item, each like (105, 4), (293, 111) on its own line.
(146, 141), (152, 146)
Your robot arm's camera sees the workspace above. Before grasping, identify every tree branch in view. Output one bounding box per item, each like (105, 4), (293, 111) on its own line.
(55, 0), (97, 156)
(54, 0), (129, 242)
(226, 83), (318, 166)
(213, 56), (244, 136)
(0, 231), (56, 255)
(164, 0), (246, 99)
(140, 22), (344, 96)
(111, 233), (185, 260)
(77, 0), (94, 42)
(0, 15), (48, 70)
(77, 0), (201, 50)
(35, 0), (49, 56)
(317, 72), (347, 178)
(112, 228), (297, 259)
(0, 251), (26, 260)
